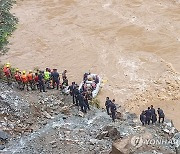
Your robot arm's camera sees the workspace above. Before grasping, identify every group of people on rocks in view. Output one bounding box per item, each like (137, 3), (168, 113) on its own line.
(105, 97), (117, 122)
(68, 73), (100, 114)
(68, 82), (90, 113)
(2, 63), (94, 114)
(2, 63), (166, 124)
(140, 105), (165, 126)
(2, 63), (68, 92)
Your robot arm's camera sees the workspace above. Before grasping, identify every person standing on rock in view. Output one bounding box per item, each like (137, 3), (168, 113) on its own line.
(3, 63), (12, 85)
(51, 69), (60, 90)
(69, 82), (76, 104)
(21, 71), (29, 91)
(14, 69), (22, 89)
(83, 93), (90, 110)
(62, 70), (67, 82)
(140, 111), (146, 126)
(27, 70), (35, 90)
(74, 85), (80, 106)
(44, 68), (51, 89)
(38, 71), (46, 92)
(79, 93), (87, 113)
(150, 105), (156, 124)
(110, 99), (117, 122)
(145, 107), (151, 125)
(105, 97), (111, 115)
(157, 108), (165, 123)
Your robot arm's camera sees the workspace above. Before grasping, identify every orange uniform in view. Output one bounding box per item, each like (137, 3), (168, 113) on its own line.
(21, 74), (28, 83)
(27, 73), (34, 81)
(14, 73), (21, 81)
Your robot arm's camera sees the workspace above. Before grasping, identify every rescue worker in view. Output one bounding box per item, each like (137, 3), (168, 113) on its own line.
(110, 99), (117, 122)
(79, 93), (87, 113)
(105, 97), (111, 115)
(44, 68), (51, 89)
(51, 69), (60, 90)
(27, 70), (34, 90)
(38, 71), (46, 92)
(150, 105), (156, 124)
(34, 73), (39, 90)
(152, 113), (157, 124)
(68, 82), (76, 104)
(84, 93), (90, 110)
(21, 71), (29, 91)
(3, 63), (12, 85)
(14, 69), (22, 89)
(145, 107), (152, 125)
(62, 70), (67, 82)
(62, 76), (68, 86)
(74, 85), (80, 106)
(157, 108), (165, 123)
(140, 111), (146, 126)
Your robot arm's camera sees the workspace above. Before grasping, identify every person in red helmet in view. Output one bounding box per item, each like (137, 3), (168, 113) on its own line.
(3, 64), (12, 85)
(14, 69), (22, 89)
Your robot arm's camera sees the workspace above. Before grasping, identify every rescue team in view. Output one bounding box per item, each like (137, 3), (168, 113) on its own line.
(2, 63), (90, 115)
(2, 63), (165, 123)
(2, 63), (67, 92)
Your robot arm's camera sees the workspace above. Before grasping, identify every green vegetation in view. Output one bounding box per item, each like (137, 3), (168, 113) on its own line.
(0, 0), (18, 53)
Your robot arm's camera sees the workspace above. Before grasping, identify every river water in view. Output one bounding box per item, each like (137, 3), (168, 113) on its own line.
(0, 0), (180, 128)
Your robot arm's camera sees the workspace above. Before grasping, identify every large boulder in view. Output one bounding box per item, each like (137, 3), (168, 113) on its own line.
(96, 126), (120, 141)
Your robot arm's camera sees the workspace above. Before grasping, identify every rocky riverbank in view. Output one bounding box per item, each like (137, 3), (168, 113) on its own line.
(0, 81), (180, 153)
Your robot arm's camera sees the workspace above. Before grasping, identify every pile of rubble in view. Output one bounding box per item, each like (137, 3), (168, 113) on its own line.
(0, 82), (180, 153)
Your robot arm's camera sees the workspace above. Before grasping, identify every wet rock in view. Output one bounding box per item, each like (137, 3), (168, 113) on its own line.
(78, 111), (84, 117)
(50, 140), (56, 145)
(43, 111), (52, 119)
(0, 130), (10, 141)
(116, 111), (123, 120)
(52, 144), (57, 148)
(61, 106), (70, 114)
(0, 144), (5, 150)
(96, 126), (120, 140)
(96, 131), (108, 140)
(89, 139), (98, 145)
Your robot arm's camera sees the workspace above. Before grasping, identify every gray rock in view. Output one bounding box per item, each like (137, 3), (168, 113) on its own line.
(0, 131), (10, 141)
(0, 144), (5, 150)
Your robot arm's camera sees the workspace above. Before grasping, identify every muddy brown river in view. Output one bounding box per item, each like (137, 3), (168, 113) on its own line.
(0, 0), (180, 129)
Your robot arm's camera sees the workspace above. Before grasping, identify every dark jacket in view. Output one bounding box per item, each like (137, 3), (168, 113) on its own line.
(51, 72), (59, 81)
(150, 108), (156, 115)
(105, 100), (111, 107)
(140, 113), (146, 123)
(145, 109), (152, 118)
(110, 103), (116, 113)
(157, 109), (165, 118)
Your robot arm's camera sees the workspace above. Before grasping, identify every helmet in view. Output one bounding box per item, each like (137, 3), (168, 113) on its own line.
(29, 70), (32, 73)
(6, 65), (10, 68)
(16, 68), (19, 72)
(22, 71), (26, 74)
(6, 62), (10, 66)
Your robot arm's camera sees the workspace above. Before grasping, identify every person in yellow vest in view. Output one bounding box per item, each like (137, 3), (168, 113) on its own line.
(44, 68), (51, 89)
(21, 71), (29, 91)
(27, 70), (35, 90)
